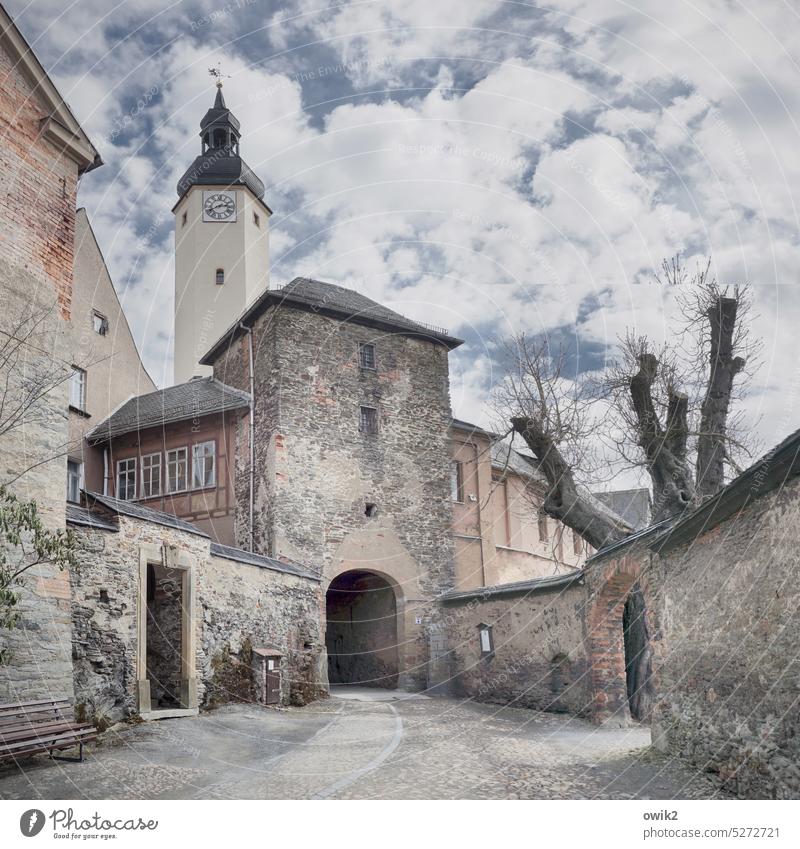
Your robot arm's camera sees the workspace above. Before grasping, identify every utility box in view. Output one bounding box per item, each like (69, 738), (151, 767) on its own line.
(252, 646), (282, 705)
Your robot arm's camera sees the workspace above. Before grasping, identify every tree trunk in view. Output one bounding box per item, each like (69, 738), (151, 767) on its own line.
(629, 354), (697, 522)
(696, 296), (745, 499)
(511, 416), (629, 550)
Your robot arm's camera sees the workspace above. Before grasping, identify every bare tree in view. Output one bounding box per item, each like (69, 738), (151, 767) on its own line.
(499, 256), (758, 536)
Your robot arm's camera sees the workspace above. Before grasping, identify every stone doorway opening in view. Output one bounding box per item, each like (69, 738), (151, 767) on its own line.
(325, 570), (400, 689)
(622, 584), (653, 722)
(146, 563), (184, 710)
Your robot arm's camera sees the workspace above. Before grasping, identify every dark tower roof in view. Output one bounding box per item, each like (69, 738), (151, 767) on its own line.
(176, 83), (265, 200)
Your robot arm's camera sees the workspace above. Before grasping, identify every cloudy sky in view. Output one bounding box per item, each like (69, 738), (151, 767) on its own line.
(8, 0), (800, 471)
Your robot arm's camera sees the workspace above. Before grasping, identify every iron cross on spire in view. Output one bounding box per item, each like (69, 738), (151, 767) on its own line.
(208, 62), (230, 88)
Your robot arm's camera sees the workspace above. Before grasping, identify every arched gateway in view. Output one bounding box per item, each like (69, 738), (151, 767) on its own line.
(325, 570), (403, 689)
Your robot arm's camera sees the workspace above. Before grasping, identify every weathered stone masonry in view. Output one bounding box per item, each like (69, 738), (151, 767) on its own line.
(69, 505), (325, 724)
(211, 298), (458, 689)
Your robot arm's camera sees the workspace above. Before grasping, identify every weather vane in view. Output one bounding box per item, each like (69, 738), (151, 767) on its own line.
(208, 62), (230, 88)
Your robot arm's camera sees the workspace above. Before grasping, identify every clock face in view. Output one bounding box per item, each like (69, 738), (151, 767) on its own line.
(202, 191), (236, 222)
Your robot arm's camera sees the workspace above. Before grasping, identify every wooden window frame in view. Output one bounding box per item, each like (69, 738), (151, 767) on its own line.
(116, 457), (137, 501)
(192, 440), (216, 489)
(140, 452), (162, 499)
(166, 446), (189, 494)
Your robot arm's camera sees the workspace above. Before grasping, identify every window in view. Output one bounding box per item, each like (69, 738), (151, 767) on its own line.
(537, 510), (549, 542)
(141, 453), (161, 498)
(92, 311), (108, 335)
(253, 211), (260, 227)
(215, 268), (224, 285)
(116, 457), (136, 501)
(66, 460), (83, 503)
(166, 447), (188, 493)
(182, 210), (188, 227)
(572, 530), (582, 556)
(192, 440), (216, 489)
(69, 366), (86, 411)
(358, 342), (376, 370)
(359, 405), (378, 434)
(365, 502), (378, 518)
(478, 623), (494, 657)
(450, 460), (464, 502)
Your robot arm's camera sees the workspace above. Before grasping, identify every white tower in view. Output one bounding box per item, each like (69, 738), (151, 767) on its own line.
(173, 81), (271, 384)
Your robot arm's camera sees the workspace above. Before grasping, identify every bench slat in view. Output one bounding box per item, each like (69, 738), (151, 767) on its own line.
(0, 721), (92, 744)
(0, 728), (97, 756)
(0, 706), (72, 724)
(0, 699), (71, 715)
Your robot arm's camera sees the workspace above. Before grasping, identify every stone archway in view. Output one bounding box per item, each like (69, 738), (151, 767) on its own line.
(586, 551), (653, 724)
(325, 570), (400, 688)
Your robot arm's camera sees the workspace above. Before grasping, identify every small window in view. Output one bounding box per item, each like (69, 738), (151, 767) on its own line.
(572, 530), (582, 556)
(478, 623), (494, 657)
(92, 311), (108, 335)
(69, 366), (86, 411)
(253, 211), (260, 227)
(365, 502), (378, 518)
(166, 447), (188, 493)
(192, 440), (216, 488)
(116, 457), (136, 501)
(215, 268), (225, 285)
(141, 453), (161, 498)
(182, 210), (188, 227)
(538, 510), (549, 542)
(359, 405), (378, 434)
(66, 459), (83, 503)
(450, 460), (464, 502)
(358, 342), (376, 370)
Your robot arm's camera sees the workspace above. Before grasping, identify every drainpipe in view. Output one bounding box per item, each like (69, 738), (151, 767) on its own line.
(239, 322), (255, 552)
(103, 447), (110, 496)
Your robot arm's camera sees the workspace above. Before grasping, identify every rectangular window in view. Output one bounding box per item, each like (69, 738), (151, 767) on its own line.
(450, 460), (464, 502)
(358, 342), (376, 370)
(479, 624), (494, 657)
(359, 405), (378, 434)
(92, 311), (108, 335)
(141, 453), (161, 498)
(69, 366), (86, 411)
(573, 530), (582, 556)
(537, 510), (549, 542)
(192, 440), (216, 489)
(66, 460), (83, 503)
(116, 457), (136, 501)
(166, 447), (188, 493)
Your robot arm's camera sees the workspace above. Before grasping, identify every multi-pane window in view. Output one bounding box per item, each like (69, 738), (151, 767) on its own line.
(141, 453), (161, 498)
(116, 457), (136, 501)
(359, 405), (378, 434)
(192, 441), (216, 488)
(166, 447), (188, 493)
(537, 510), (549, 542)
(450, 460), (464, 502)
(358, 342), (376, 370)
(92, 311), (108, 335)
(69, 366), (86, 410)
(478, 623), (494, 656)
(66, 459), (82, 503)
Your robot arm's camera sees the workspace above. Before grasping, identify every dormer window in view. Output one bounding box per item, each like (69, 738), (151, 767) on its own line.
(215, 268), (225, 285)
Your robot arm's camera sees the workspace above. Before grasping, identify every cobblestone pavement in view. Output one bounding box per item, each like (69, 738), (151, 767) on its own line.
(0, 691), (732, 800)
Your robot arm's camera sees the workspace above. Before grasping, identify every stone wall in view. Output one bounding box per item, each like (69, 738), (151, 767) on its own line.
(212, 303), (457, 689)
(70, 511), (325, 723)
(444, 582), (591, 715)
(650, 477), (800, 799)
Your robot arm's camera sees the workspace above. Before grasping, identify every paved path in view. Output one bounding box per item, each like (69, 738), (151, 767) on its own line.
(0, 691), (731, 800)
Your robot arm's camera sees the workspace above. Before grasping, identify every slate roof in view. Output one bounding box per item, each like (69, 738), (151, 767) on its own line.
(176, 152), (265, 201)
(84, 492), (210, 538)
(591, 488), (651, 531)
(86, 377), (249, 443)
(439, 569), (585, 602)
(200, 277), (464, 365)
(209, 542), (320, 581)
(65, 503), (118, 532)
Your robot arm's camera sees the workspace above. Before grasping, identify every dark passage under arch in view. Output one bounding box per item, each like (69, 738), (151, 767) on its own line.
(325, 570), (399, 689)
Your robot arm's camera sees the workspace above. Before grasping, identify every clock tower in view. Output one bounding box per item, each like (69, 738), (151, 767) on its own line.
(173, 80), (270, 383)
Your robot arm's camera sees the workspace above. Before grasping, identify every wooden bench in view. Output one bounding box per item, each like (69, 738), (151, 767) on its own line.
(0, 699), (97, 764)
